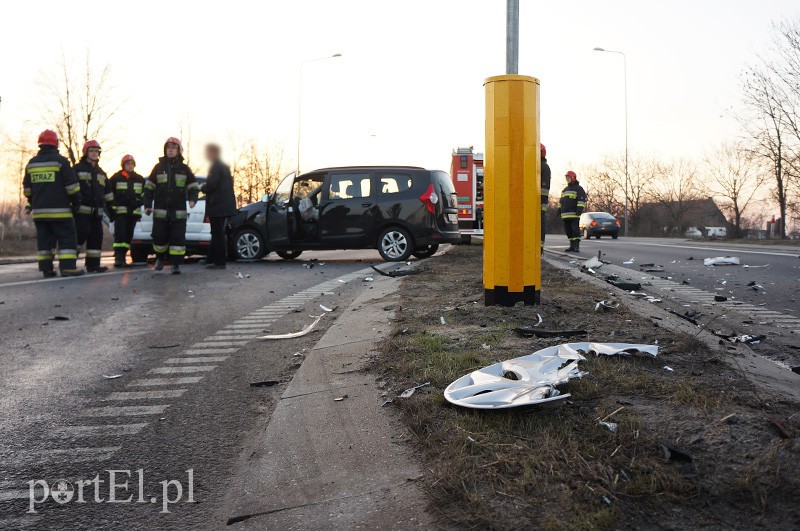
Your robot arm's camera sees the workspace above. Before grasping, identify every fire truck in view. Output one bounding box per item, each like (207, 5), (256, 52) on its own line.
(450, 147), (484, 241)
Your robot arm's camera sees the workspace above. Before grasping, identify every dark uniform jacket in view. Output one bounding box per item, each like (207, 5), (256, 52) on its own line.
(559, 181), (587, 220)
(143, 155), (199, 220)
(23, 146), (81, 220)
(73, 159), (108, 218)
(107, 170), (146, 219)
(541, 157), (551, 212)
(202, 160), (237, 218)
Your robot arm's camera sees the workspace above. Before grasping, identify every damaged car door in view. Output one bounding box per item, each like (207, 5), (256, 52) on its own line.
(266, 172), (295, 247)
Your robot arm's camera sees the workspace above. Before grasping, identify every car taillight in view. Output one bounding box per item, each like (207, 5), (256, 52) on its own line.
(615, 220), (620, 226)
(419, 184), (438, 214)
(590, 221), (597, 226)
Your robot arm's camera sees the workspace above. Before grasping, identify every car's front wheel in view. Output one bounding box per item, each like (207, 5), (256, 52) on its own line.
(276, 250), (303, 260)
(582, 229), (590, 239)
(412, 244), (439, 259)
(378, 226), (414, 262)
(234, 228), (267, 261)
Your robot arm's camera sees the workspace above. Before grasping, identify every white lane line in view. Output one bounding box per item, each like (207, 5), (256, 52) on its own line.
(192, 341), (249, 348)
(184, 348), (239, 355)
(0, 268), (126, 289)
(165, 356), (229, 364)
(128, 376), (204, 386)
(82, 405), (169, 417)
(54, 423), (148, 437)
(226, 325), (270, 330)
(625, 241), (799, 258)
(209, 334), (257, 340)
(1, 490), (37, 501)
(10, 446), (122, 463)
(104, 389), (187, 401)
(149, 365), (216, 374)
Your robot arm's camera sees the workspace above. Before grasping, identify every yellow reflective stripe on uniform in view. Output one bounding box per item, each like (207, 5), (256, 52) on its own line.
(77, 205), (93, 215)
(156, 173), (168, 184)
(65, 182), (80, 191)
(174, 210), (187, 220)
(169, 247), (186, 255)
(144, 180), (156, 189)
(104, 193), (115, 201)
(77, 172), (92, 181)
(132, 209), (142, 215)
(24, 188), (32, 197)
(32, 208), (73, 219)
(133, 184), (143, 192)
(113, 242), (130, 248)
(27, 161), (62, 170)
(37, 250), (53, 260)
(153, 209), (168, 219)
(115, 182), (128, 189)
(115, 206), (128, 213)
(86, 249), (102, 257)
(561, 192), (577, 198)
(153, 244), (169, 253)
(58, 252), (77, 259)
(97, 176), (106, 185)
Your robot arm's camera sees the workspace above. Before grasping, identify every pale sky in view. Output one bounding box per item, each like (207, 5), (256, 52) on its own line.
(1, 0), (798, 181)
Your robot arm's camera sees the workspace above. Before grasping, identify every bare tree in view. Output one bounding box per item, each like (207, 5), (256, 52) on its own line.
(703, 142), (764, 237)
(582, 167), (621, 216)
(649, 159), (703, 235)
(0, 130), (36, 249)
(40, 52), (122, 165)
(588, 153), (660, 233)
(231, 142), (286, 206)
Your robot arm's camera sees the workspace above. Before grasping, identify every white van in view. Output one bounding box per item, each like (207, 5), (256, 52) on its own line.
(129, 176), (211, 263)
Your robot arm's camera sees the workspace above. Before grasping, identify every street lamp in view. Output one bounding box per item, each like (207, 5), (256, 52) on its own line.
(297, 53), (342, 175)
(593, 47), (629, 237)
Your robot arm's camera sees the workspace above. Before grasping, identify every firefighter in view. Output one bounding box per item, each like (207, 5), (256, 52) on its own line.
(107, 154), (145, 267)
(143, 137), (199, 275)
(23, 130), (84, 277)
(540, 144), (551, 246)
(559, 170), (586, 253)
(73, 140), (110, 272)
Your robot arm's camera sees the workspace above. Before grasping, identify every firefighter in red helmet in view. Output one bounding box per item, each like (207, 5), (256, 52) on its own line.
(106, 154), (146, 267)
(23, 130), (84, 277)
(143, 137), (199, 274)
(540, 144), (551, 246)
(72, 139), (110, 272)
(558, 170), (586, 253)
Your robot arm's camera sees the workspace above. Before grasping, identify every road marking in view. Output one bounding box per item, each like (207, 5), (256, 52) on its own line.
(0, 268), (126, 289)
(105, 389), (187, 400)
(128, 376), (204, 386)
(54, 423), (148, 437)
(192, 340), (249, 348)
(10, 446), (122, 463)
(184, 348), (239, 355)
(149, 365), (216, 374)
(226, 324), (270, 330)
(82, 405), (170, 417)
(165, 356), (229, 364)
(209, 334), (257, 340)
(0, 490), (34, 502)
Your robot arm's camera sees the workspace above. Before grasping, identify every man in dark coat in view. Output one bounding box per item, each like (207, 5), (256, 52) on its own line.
(201, 144), (237, 269)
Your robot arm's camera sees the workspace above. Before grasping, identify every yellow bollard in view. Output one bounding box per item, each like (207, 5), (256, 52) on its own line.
(483, 74), (541, 306)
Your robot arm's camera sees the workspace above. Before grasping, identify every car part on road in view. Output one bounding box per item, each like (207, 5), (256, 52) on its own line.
(743, 264), (769, 268)
(639, 263), (665, 272)
(595, 300), (620, 311)
(249, 380), (280, 388)
(370, 265), (427, 278)
(703, 256), (741, 266)
(582, 256), (603, 270)
(515, 327), (588, 338)
(102, 374), (122, 379)
(605, 275), (642, 291)
(235, 228), (267, 261)
(412, 244), (439, 259)
(49, 315), (70, 321)
(258, 314), (323, 340)
(399, 381), (431, 399)
(319, 304), (335, 312)
(276, 249), (303, 260)
(378, 226), (415, 262)
(444, 343), (659, 409)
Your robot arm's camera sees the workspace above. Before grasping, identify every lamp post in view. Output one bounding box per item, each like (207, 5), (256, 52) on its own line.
(593, 47), (628, 237)
(297, 53), (342, 175)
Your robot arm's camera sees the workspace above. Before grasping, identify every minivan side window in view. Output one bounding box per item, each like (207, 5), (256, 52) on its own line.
(327, 174), (371, 200)
(378, 174), (412, 195)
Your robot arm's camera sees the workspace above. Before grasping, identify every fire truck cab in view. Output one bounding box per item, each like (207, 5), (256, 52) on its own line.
(450, 147), (484, 241)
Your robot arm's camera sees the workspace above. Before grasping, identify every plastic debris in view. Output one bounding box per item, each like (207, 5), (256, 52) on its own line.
(481, 343), (491, 350)
(663, 366), (674, 372)
(249, 380), (279, 388)
(703, 256), (740, 266)
(399, 381), (431, 399)
(743, 264), (769, 268)
(371, 265), (426, 277)
(582, 256), (603, 270)
(440, 316), (446, 325)
(598, 421), (618, 432)
(102, 374), (122, 379)
(259, 315), (323, 339)
(49, 316), (69, 321)
(319, 304), (334, 312)
(623, 258), (635, 264)
(444, 343), (658, 409)
(235, 272), (245, 279)
(363, 276), (374, 282)
(334, 394), (348, 402)
(639, 263), (665, 272)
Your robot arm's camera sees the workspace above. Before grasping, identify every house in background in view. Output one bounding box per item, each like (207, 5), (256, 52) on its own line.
(634, 198), (731, 237)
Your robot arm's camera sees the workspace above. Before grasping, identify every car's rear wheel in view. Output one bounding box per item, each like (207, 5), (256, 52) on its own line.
(611, 233), (619, 240)
(378, 226), (414, 262)
(234, 228), (267, 261)
(276, 250), (303, 260)
(582, 229), (590, 239)
(412, 243), (439, 259)
(130, 245), (149, 264)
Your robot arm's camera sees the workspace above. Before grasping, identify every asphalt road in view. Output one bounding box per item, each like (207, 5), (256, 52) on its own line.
(544, 234), (800, 368)
(0, 249), (398, 529)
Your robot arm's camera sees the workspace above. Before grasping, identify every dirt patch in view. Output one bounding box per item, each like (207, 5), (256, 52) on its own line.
(377, 244), (800, 530)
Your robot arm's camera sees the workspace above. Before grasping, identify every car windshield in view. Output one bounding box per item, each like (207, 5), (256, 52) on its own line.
(591, 213), (616, 221)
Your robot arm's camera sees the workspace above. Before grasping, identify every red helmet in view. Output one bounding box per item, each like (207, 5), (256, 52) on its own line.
(540, 144), (546, 158)
(121, 154), (136, 168)
(82, 140), (101, 155)
(565, 170), (577, 181)
(38, 129), (58, 147)
(164, 136), (183, 154)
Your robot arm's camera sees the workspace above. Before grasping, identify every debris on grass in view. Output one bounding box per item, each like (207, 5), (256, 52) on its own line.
(399, 381), (431, 399)
(595, 300), (620, 311)
(514, 327), (588, 338)
(664, 366), (674, 372)
(259, 314), (323, 339)
(598, 421), (618, 432)
(704, 256), (741, 266)
(440, 316), (446, 325)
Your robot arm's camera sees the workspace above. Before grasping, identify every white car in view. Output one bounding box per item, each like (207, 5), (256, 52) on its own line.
(130, 176), (211, 263)
(684, 227), (702, 238)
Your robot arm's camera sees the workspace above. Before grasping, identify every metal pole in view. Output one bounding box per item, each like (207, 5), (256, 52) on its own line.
(506, 0), (519, 74)
(622, 52), (628, 237)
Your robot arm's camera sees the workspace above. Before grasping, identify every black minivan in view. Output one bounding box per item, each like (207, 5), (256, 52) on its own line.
(227, 166), (461, 262)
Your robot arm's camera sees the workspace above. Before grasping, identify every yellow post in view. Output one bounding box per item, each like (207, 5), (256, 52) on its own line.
(483, 74), (541, 306)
